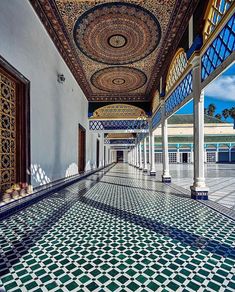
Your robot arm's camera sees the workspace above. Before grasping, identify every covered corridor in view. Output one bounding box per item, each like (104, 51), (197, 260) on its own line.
(1, 164), (235, 291)
(0, 0), (235, 291)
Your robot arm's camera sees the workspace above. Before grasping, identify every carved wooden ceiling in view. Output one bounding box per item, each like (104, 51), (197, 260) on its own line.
(30, 0), (199, 102)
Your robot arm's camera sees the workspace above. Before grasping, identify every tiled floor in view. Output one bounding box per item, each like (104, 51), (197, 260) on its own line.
(0, 164), (235, 292)
(155, 164), (235, 210)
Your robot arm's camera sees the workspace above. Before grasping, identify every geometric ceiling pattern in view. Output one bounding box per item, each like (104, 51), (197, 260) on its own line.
(90, 104), (148, 119)
(91, 67), (147, 93)
(30, 0), (199, 102)
(73, 2), (161, 65)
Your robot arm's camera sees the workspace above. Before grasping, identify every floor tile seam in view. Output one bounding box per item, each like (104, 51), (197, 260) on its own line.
(105, 174), (153, 183)
(167, 182), (235, 222)
(111, 168), (164, 184)
(213, 190), (235, 202)
(85, 178), (167, 195)
(201, 201), (235, 220)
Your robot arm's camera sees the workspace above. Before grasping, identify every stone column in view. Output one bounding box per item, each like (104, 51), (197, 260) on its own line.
(99, 133), (104, 167)
(162, 114), (171, 182)
(215, 144), (219, 162)
(190, 54), (209, 200)
(134, 147), (136, 167)
(143, 137), (148, 172)
(139, 143), (143, 170)
(229, 145), (232, 163)
(136, 145), (139, 168)
(204, 148), (207, 163)
(176, 145), (180, 163)
(149, 129), (156, 176)
(190, 146), (194, 163)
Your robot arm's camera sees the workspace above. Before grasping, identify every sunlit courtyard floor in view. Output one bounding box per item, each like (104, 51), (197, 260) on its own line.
(0, 163), (235, 292)
(156, 163), (235, 210)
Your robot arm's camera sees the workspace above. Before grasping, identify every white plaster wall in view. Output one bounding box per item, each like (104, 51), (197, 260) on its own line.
(104, 145), (111, 165)
(123, 150), (128, 163)
(111, 151), (117, 163)
(0, 0), (99, 186)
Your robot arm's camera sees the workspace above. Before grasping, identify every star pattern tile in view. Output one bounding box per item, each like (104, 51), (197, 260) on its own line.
(0, 164), (235, 291)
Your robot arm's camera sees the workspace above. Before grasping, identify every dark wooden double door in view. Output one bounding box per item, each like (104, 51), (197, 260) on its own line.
(78, 125), (86, 173)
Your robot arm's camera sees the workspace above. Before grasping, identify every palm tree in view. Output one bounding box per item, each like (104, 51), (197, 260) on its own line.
(215, 114), (222, 120)
(208, 104), (216, 116)
(222, 108), (230, 120)
(229, 107), (235, 129)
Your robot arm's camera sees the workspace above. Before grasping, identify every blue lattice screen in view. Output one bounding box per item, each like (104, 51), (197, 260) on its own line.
(152, 108), (162, 129)
(202, 14), (235, 81)
(89, 120), (149, 131)
(165, 71), (193, 116)
(105, 139), (135, 144)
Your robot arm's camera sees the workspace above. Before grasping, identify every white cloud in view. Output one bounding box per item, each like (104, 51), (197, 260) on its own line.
(205, 75), (235, 101)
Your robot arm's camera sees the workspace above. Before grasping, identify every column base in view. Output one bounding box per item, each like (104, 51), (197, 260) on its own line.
(139, 167), (143, 170)
(190, 186), (209, 200)
(162, 176), (171, 183)
(143, 168), (148, 173)
(150, 171), (156, 176)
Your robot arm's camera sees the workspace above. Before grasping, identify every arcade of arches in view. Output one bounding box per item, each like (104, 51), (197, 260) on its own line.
(0, 1), (235, 291)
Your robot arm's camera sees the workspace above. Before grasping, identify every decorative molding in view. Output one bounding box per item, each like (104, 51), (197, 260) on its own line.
(147, 0), (200, 98)
(90, 104), (148, 120)
(89, 120), (149, 131)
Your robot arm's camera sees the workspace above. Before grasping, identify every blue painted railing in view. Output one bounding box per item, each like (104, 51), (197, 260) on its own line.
(165, 71), (193, 116)
(201, 14), (235, 82)
(152, 108), (162, 129)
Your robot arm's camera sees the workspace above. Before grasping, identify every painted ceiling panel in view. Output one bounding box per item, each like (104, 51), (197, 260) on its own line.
(30, 0), (199, 102)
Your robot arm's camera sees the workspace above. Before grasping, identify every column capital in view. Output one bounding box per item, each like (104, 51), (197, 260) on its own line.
(189, 52), (200, 68)
(160, 100), (165, 108)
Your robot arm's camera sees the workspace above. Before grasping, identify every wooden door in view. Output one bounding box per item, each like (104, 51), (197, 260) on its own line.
(0, 58), (30, 194)
(78, 125), (86, 173)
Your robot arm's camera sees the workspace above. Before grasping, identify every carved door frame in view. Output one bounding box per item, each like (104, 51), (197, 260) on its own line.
(0, 56), (30, 192)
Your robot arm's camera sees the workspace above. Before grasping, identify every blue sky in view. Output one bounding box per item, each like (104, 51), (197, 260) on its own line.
(177, 63), (235, 122)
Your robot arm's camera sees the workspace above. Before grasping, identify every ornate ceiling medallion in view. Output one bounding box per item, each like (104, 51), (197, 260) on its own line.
(108, 35), (127, 48)
(73, 2), (161, 65)
(91, 67), (147, 93)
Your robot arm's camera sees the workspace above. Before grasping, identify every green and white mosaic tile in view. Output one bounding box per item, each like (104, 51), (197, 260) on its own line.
(0, 164), (235, 291)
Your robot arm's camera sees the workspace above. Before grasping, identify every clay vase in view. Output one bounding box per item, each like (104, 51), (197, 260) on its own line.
(12, 190), (20, 199)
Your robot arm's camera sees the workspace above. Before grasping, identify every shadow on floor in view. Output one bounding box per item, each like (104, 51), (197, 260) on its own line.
(0, 168), (234, 278)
